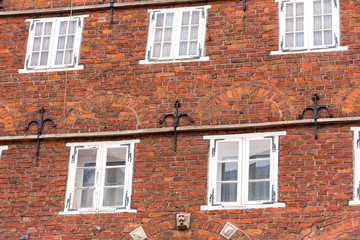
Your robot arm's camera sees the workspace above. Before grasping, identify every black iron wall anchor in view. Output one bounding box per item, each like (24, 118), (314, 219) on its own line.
(0, 0), (6, 11)
(100, 0), (121, 24)
(159, 101), (194, 152)
(298, 94), (333, 140)
(25, 107), (57, 158)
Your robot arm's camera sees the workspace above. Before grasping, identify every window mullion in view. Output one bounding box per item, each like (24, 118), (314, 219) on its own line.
(239, 138), (246, 205)
(49, 19), (59, 68)
(95, 146), (104, 210)
(173, 9), (181, 60)
(307, 0), (313, 49)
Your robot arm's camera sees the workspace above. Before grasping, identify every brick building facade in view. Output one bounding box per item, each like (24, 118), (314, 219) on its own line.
(1, 0), (360, 239)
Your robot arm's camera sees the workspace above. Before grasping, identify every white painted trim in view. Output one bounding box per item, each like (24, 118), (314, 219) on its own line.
(66, 139), (140, 147)
(139, 56), (209, 65)
(200, 202), (285, 210)
(59, 209), (137, 215)
(203, 131), (286, 140)
(351, 128), (360, 203)
(19, 65), (84, 73)
(270, 46), (348, 55)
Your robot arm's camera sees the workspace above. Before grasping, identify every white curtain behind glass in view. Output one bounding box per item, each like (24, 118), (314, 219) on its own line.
(285, 2), (304, 48)
(31, 22), (52, 67)
(313, 0), (332, 46)
(55, 20), (76, 65)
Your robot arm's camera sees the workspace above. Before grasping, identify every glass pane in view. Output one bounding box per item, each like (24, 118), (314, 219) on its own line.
(286, 3), (293, 17)
(105, 167), (125, 185)
(286, 18), (294, 32)
(314, 31), (322, 45)
(67, 35), (75, 49)
(30, 53), (39, 66)
(107, 147), (127, 164)
(154, 29), (163, 42)
(249, 160), (270, 180)
(55, 51), (64, 65)
(162, 43), (171, 57)
(190, 26), (198, 40)
(164, 28), (172, 41)
(57, 36), (65, 49)
(217, 162), (238, 181)
(324, 30), (332, 45)
(179, 42), (187, 56)
(65, 50), (73, 64)
(296, 17), (304, 31)
(156, 13), (164, 27)
(249, 139), (270, 159)
(296, 2), (304, 16)
(313, 1), (322, 15)
(39, 52), (48, 66)
(182, 12), (190, 25)
(324, 0), (332, 14)
(74, 168), (95, 187)
(248, 181), (270, 201)
(180, 27), (189, 41)
(59, 21), (68, 35)
(34, 22), (43, 36)
(103, 188), (124, 207)
(165, 13), (174, 26)
(153, 43), (161, 57)
(191, 11), (200, 24)
(216, 183), (237, 202)
(314, 16), (322, 30)
(69, 20), (77, 34)
(285, 33), (294, 48)
(295, 32), (304, 47)
(77, 149), (97, 167)
(189, 41), (197, 55)
(44, 22), (52, 35)
(324, 15), (332, 29)
(218, 142), (238, 160)
(32, 38), (41, 51)
(73, 188), (94, 208)
(42, 37), (50, 50)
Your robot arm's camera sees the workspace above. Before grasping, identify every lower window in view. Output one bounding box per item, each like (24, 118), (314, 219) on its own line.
(202, 132), (285, 210)
(62, 140), (139, 214)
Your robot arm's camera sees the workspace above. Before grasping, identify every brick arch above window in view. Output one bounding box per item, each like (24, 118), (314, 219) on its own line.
(0, 105), (15, 133)
(61, 92), (150, 131)
(199, 84), (293, 125)
(341, 83), (360, 114)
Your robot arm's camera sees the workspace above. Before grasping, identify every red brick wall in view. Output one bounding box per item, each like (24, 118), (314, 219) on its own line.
(1, 0), (360, 239)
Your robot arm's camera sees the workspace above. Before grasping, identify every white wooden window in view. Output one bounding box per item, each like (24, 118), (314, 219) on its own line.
(20, 15), (87, 73)
(61, 140), (139, 214)
(350, 128), (360, 206)
(142, 6), (210, 63)
(273, 0), (347, 54)
(201, 132), (286, 210)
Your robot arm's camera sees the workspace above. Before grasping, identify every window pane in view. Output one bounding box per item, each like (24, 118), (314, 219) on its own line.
(153, 43), (161, 57)
(39, 52), (48, 66)
(249, 139), (270, 159)
(65, 50), (73, 64)
(324, 0), (332, 14)
(189, 41), (197, 55)
(217, 162), (238, 181)
(314, 16), (322, 30)
(296, 17), (304, 31)
(59, 21), (68, 35)
(34, 22), (43, 36)
(314, 31), (322, 45)
(248, 181), (270, 201)
(179, 42), (187, 56)
(216, 183), (237, 202)
(190, 26), (198, 40)
(249, 160), (270, 180)
(44, 22), (52, 35)
(313, 1), (322, 15)
(55, 51), (63, 65)
(182, 11), (190, 25)
(57, 36), (65, 49)
(296, 2), (304, 16)
(103, 188), (124, 207)
(296, 32), (304, 47)
(156, 13), (164, 27)
(67, 35), (75, 49)
(285, 33), (294, 48)
(218, 142), (238, 160)
(324, 30), (332, 45)
(32, 38), (41, 51)
(42, 37), (50, 50)
(69, 20), (77, 34)
(180, 27), (189, 41)
(191, 11), (200, 24)
(286, 3), (293, 17)
(286, 18), (294, 32)
(30, 53), (39, 66)
(324, 15), (332, 29)
(164, 28), (172, 41)
(162, 43), (171, 57)
(105, 167), (125, 185)
(165, 13), (174, 26)
(154, 29), (163, 42)
(74, 188), (94, 208)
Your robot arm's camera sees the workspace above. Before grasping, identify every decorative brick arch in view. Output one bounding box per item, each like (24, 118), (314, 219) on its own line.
(341, 83), (360, 113)
(301, 213), (360, 240)
(62, 92), (149, 129)
(123, 213), (251, 240)
(199, 84), (293, 124)
(0, 105), (15, 133)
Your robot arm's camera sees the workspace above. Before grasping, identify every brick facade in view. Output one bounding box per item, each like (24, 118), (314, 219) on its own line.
(1, 0), (360, 239)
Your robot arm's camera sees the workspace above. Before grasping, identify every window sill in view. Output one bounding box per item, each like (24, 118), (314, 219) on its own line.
(139, 56), (209, 65)
(59, 208), (137, 215)
(270, 46), (348, 55)
(200, 202), (285, 211)
(349, 200), (360, 206)
(18, 65), (84, 74)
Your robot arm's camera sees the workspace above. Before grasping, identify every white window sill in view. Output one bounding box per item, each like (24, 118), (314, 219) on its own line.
(270, 46), (348, 55)
(139, 56), (209, 65)
(349, 200), (360, 206)
(18, 65), (84, 74)
(200, 202), (285, 211)
(59, 209), (137, 215)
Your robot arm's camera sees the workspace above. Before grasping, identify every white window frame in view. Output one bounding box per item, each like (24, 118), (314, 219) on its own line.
(19, 15), (88, 73)
(271, 0), (348, 55)
(201, 132), (286, 210)
(0, 146), (8, 157)
(350, 127), (360, 206)
(60, 140), (139, 215)
(140, 5), (210, 64)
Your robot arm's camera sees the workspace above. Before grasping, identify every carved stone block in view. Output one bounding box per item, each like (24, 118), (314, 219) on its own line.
(220, 222), (238, 240)
(130, 226), (147, 240)
(176, 213), (191, 231)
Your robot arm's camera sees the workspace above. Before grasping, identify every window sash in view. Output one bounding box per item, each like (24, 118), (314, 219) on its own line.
(25, 16), (83, 70)
(147, 6), (208, 61)
(279, 0), (338, 51)
(209, 135), (279, 206)
(65, 142), (136, 212)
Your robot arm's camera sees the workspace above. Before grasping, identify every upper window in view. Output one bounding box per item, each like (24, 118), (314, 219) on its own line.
(350, 127), (360, 206)
(20, 15), (87, 73)
(201, 132), (286, 210)
(140, 6), (210, 64)
(61, 140), (139, 215)
(272, 0), (347, 54)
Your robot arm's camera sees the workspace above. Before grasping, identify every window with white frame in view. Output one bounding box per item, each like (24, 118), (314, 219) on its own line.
(141, 6), (210, 63)
(61, 140), (139, 214)
(273, 0), (347, 54)
(201, 132), (286, 210)
(350, 128), (360, 205)
(20, 15), (87, 73)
